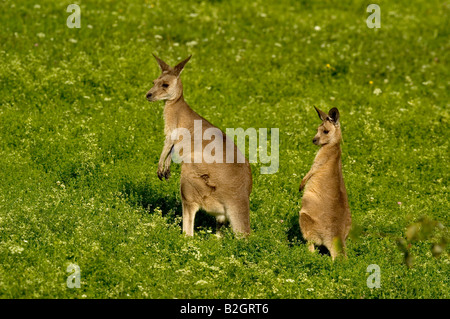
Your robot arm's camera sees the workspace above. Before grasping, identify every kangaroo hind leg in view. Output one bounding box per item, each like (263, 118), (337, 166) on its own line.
(225, 200), (250, 237)
(181, 201), (199, 236)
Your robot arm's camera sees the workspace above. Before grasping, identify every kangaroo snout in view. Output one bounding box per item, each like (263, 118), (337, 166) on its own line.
(146, 91), (153, 101)
(312, 137), (319, 145)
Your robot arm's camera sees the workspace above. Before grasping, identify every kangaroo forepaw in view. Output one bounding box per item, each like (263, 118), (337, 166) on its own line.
(157, 168), (170, 181)
(299, 182), (305, 192)
(164, 169), (171, 180)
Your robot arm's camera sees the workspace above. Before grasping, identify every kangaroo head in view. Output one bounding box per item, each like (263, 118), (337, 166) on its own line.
(312, 106), (341, 146)
(146, 54), (191, 102)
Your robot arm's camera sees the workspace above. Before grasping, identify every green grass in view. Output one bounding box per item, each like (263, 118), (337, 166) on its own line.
(0, 0), (449, 298)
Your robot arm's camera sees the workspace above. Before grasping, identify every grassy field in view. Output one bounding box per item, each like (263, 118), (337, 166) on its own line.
(0, 0), (448, 299)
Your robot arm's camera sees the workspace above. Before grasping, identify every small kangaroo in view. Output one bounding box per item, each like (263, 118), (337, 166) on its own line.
(299, 106), (352, 260)
(146, 54), (252, 236)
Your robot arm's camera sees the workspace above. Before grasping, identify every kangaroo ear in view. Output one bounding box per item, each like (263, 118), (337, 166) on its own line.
(152, 54), (171, 72)
(314, 106), (329, 122)
(328, 107), (340, 126)
(173, 55), (192, 77)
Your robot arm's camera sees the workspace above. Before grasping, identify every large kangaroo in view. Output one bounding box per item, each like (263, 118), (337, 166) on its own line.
(299, 106), (352, 260)
(146, 54), (252, 236)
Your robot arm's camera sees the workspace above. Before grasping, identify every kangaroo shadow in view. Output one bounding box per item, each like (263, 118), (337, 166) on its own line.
(121, 179), (180, 216)
(121, 179), (217, 232)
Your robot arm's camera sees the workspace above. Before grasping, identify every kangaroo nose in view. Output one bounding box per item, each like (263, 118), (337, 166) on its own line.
(312, 138), (318, 144)
(146, 92), (152, 99)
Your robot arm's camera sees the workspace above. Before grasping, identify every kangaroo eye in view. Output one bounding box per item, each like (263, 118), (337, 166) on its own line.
(162, 83), (169, 88)
(323, 130), (329, 134)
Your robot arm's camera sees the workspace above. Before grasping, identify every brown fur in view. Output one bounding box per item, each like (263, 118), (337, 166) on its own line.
(299, 106), (352, 260)
(146, 55), (252, 236)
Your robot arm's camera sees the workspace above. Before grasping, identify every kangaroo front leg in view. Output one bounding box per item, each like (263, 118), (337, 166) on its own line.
(163, 149), (173, 177)
(157, 139), (174, 180)
(299, 169), (314, 192)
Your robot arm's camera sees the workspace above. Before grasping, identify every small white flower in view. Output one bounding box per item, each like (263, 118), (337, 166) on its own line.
(104, 97), (111, 101)
(186, 40), (198, 47)
(314, 26), (321, 31)
(154, 34), (163, 40)
(306, 287), (314, 292)
(10, 245), (24, 254)
(285, 279), (295, 283)
(195, 280), (208, 285)
(37, 33), (45, 38)
(69, 38), (78, 43)
(373, 88), (382, 95)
